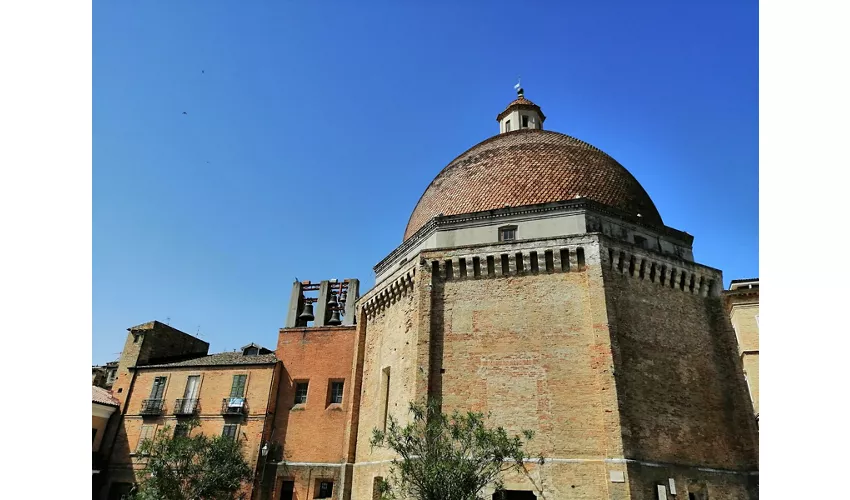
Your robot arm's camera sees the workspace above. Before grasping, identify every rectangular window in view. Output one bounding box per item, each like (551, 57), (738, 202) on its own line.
(137, 425), (155, 452)
(174, 423), (189, 438)
(150, 376), (167, 399)
(522, 115), (529, 128)
(230, 374), (247, 398)
(499, 226), (517, 242)
(222, 424), (238, 440)
(317, 481), (333, 498)
(505, 120), (511, 132)
(633, 235), (648, 248)
(294, 381), (309, 405)
(372, 477), (384, 500)
(330, 381), (344, 404)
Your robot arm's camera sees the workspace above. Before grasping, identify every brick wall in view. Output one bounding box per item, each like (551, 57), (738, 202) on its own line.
(728, 300), (759, 415)
(350, 267), (420, 500)
(111, 321), (209, 411)
(104, 363), (277, 500)
(268, 325), (358, 500)
(349, 234), (758, 499)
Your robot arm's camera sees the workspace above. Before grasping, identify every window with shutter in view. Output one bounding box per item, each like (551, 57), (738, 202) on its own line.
(222, 424), (238, 440)
(230, 375), (247, 398)
(150, 377), (167, 399)
(136, 425), (155, 452)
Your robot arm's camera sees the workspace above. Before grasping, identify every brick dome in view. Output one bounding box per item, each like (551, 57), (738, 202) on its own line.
(403, 128), (663, 241)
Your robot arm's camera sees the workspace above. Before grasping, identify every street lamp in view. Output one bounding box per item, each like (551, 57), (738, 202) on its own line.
(261, 443), (269, 457)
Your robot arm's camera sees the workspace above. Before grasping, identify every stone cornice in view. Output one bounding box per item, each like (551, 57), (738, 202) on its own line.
(374, 198), (693, 278)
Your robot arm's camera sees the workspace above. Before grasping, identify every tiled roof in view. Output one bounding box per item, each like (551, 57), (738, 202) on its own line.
(92, 386), (120, 406)
(403, 129), (664, 240)
(137, 351), (278, 369)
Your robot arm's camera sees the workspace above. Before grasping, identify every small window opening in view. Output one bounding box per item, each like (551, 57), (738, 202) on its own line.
(680, 272), (687, 291)
(459, 258), (467, 278)
(222, 423), (238, 440)
(560, 249), (570, 272)
(500, 254), (510, 275)
(486, 256), (495, 276)
(628, 256), (636, 275)
(499, 226), (517, 242)
(316, 481), (334, 498)
(174, 423), (189, 438)
(515, 253), (524, 273)
(472, 257), (481, 278)
(634, 235), (648, 249)
(372, 477), (385, 500)
(294, 381), (309, 405)
(639, 259), (646, 279)
(608, 248), (615, 268)
(444, 260), (453, 280)
(529, 251), (539, 273)
(544, 250), (554, 273)
(576, 247), (586, 271)
(689, 274), (696, 292)
(329, 380), (344, 405)
(617, 252), (625, 273)
(380, 367), (391, 432)
(660, 266), (667, 285)
(521, 115), (529, 128)
(431, 261), (440, 279)
(650, 263), (657, 282)
(505, 120), (512, 132)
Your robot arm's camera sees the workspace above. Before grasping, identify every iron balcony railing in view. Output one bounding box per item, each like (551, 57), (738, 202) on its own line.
(174, 398), (199, 415)
(140, 398), (165, 415)
(221, 397), (248, 415)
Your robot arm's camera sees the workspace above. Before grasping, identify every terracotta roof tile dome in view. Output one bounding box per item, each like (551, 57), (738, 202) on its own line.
(403, 128), (663, 241)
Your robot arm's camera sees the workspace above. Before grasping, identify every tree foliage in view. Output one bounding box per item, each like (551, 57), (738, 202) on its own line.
(131, 419), (253, 500)
(370, 400), (540, 500)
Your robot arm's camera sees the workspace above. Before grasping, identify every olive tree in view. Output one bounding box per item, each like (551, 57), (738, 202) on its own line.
(131, 419), (253, 500)
(370, 400), (542, 500)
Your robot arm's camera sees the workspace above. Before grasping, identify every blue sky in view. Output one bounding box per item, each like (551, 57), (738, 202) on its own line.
(93, 1), (758, 364)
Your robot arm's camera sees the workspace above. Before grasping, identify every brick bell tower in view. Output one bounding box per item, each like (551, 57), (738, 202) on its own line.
(346, 87), (758, 500)
(264, 278), (362, 500)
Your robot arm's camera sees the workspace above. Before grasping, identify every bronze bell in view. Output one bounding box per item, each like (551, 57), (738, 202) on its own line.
(327, 309), (342, 326)
(299, 302), (315, 321)
(327, 292), (339, 309)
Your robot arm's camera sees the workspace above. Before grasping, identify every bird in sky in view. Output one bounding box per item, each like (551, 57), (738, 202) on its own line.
(182, 111), (187, 115)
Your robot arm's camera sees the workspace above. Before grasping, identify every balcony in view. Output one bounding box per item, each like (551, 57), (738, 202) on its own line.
(140, 398), (165, 415)
(221, 397), (248, 416)
(174, 398), (199, 416)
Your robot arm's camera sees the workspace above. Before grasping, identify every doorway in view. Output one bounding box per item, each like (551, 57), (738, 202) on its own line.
(280, 480), (295, 500)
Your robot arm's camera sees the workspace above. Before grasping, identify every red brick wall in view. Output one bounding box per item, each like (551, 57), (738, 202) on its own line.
(274, 326), (357, 463)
